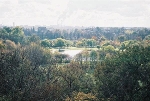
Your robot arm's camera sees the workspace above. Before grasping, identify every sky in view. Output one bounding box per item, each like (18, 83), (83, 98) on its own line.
(0, 0), (150, 27)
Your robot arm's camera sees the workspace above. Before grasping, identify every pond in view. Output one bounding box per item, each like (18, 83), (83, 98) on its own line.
(61, 50), (82, 57)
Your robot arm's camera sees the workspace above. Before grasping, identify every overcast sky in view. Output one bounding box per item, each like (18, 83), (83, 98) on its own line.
(0, 0), (150, 27)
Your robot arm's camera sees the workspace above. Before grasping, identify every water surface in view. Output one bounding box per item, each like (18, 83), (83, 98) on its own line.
(62, 50), (82, 57)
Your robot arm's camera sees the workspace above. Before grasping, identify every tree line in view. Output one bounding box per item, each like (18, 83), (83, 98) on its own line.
(0, 26), (150, 101)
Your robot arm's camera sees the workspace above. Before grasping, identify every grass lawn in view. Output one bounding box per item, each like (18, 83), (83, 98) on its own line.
(67, 47), (98, 51)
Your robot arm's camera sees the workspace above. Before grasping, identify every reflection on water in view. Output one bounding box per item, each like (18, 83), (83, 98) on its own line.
(61, 50), (82, 57)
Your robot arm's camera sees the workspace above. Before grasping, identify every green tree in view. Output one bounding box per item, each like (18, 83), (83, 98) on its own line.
(65, 40), (73, 48)
(57, 62), (84, 96)
(54, 52), (69, 63)
(54, 38), (66, 50)
(97, 45), (100, 50)
(75, 52), (83, 65)
(90, 50), (97, 69)
(87, 39), (97, 48)
(76, 41), (84, 48)
(10, 26), (24, 43)
(118, 35), (126, 43)
(144, 35), (150, 40)
(82, 49), (89, 65)
(24, 43), (44, 69)
(0, 45), (55, 101)
(103, 45), (115, 53)
(81, 38), (87, 48)
(41, 39), (52, 48)
(28, 34), (40, 43)
(0, 27), (11, 39)
(0, 40), (5, 51)
(5, 40), (17, 50)
(65, 92), (97, 101)
(95, 44), (150, 100)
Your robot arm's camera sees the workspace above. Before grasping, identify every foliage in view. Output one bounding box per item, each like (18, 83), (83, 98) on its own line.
(144, 35), (150, 40)
(54, 52), (70, 63)
(95, 44), (150, 100)
(118, 35), (126, 43)
(29, 34), (40, 43)
(90, 50), (97, 61)
(41, 39), (52, 48)
(1, 26), (150, 101)
(65, 92), (98, 101)
(103, 45), (115, 53)
(54, 38), (66, 48)
(76, 41), (84, 48)
(5, 40), (17, 50)
(0, 40), (5, 50)
(97, 45), (100, 49)
(57, 62), (84, 95)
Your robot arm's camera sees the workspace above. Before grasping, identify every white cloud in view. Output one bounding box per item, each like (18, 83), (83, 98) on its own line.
(0, 0), (69, 26)
(0, 0), (150, 27)
(63, 9), (150, 27)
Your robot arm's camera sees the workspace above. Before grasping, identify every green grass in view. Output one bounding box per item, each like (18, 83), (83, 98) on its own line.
(67, 47), (98, 50)
(67, 47), (86, 50)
